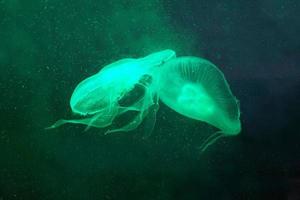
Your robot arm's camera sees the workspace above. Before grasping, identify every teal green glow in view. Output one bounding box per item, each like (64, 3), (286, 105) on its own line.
(47, 50), (241, 146)
(158, 56), (241, 135)
(47, 49), (176, 134)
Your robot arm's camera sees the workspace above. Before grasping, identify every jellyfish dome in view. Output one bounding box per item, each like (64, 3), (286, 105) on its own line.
(158, 56), (241, 135)
(47, 49), (176, 133)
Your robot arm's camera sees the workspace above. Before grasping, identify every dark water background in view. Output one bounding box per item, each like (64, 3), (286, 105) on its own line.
(1, 0), (300, 199)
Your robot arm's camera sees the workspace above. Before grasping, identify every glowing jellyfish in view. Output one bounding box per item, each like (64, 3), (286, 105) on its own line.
(158, 56), (241, 150)
(47, 49), (176, 134)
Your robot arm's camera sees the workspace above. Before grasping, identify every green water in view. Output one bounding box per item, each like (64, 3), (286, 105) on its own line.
(1, 0), (299, 199)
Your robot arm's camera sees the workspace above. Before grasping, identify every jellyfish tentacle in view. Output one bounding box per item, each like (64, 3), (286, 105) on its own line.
(142, 94), (159, 139)
(104, 111), (144, 135)
(84, 109), (116, 131)
(46, 117), (95, 130)
(45, 119), (68, 129)
(198, 131), (224, 153)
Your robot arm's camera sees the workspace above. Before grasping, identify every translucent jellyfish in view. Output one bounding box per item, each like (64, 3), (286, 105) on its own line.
(47, 49), (176, 135)
(158, 56), (241, 150)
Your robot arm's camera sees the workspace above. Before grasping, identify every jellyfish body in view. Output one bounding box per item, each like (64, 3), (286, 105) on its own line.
(47, 49), (176, 134)
(48, 49), (241, 150)
(158, 56), (241, 135)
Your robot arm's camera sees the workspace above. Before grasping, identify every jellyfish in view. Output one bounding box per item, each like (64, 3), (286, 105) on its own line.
(47, 49), (176, 135)
(157, 56), (241, 151)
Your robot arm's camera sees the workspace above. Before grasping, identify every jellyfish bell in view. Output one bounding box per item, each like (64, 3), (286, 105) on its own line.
(70, 49), (176, 116)
(47, 49), (176, 134)
(70, 58), (140, 116)
(140, 49), (176, 67)
(158, 56), (241, 136)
